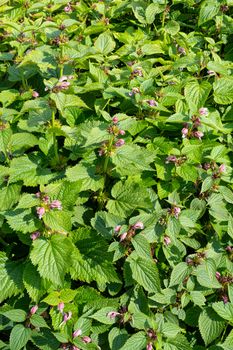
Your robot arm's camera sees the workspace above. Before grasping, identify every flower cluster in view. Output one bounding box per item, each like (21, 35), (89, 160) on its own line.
(181, 108), (208, 141)
(98, 116), (126, 156)
(168, 206), (181, 219)
(114, 221), (144, 243)
(36, 192), (62, 220)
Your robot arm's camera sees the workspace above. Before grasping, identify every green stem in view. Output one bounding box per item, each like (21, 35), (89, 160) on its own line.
(161, 0), (167, 28)
(51, 110), (59, 164)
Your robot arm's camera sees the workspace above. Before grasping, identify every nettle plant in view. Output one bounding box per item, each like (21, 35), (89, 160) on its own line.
(0, 0), (233, 349)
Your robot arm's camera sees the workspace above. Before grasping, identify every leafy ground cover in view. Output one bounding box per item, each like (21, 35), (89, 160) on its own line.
(0, 0), (233, 349)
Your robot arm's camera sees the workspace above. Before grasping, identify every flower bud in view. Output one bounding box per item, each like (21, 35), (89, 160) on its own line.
(72, 346), (80, 350)
(73, 329), (82, 338)
(226, 246), (233, 252)
(222, 295), (229, 304)
(114, 225), (121, 233)
(57, 302), (65, 313)
(119, 129), (125, 135)
(59, 76), (68, 82)
(146, 99), (158, 107)
(193, 130), (204, 140)
(112, 116), (118, 124)
(219, 164), (226, 173)
(119, 232), (128, 242)
(30, 231), (40, 241)
(147, 343), (153, 350)
(178, 47), (186, 55)
(30, 305), (38, 315)
(163, 236), (171, 246)
(173, 206), (181, 218)
(115, 139), (125, 147)
(63, 311), (72, 323)
(107, 311), (121, 319)
(181, 127), (189, 138)
(199, 107), (208, 116)
(64, 3), (72, 12)
(207, 70), (216, 75)
(36, 207), (45, 219)
(35, 192), (41, 198)
(215, 271), (221, 280)
(82, 336), (91, 344)
(165, 155), (177, 164)
(133, 221), (144, 230)
(50, 200), (62, 210)
(32, 91), (39, 98)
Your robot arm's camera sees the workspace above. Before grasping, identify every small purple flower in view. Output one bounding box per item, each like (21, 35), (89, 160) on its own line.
(178, 47), (186, 55)
(112, 116), (118, 124)
(114, 225), (121, 233)
(216, 271), (221, 280)
(199, 107), (208, 116)
(163, 236), (171, 246)
(181, 127), (189, 138)
(36, 207), (45, 219)
(119, 232), (128, 242)
(107, 311), (120, 319)
(57, 302), (65, 313)
(193, 130), (204, 140)
(119, 129), (125, 135)
(133, 221), (144, 230)
(50, 200), (62, 210)
(147, 343), (153, 350)
(32, 91), (39, 98)
(165, 155), (177, 164)
(146, 99), (158, 107)
(30, 231), (40, 241)
(173, 206), (181, 218)
(30, 305), (38, 315)
(82, 336), (91, 344)
(115, 139), (125, 147)
(63, 311), (72, 323)
(219, 164), (226, 173)
(73, 329), (82, 338)
(222, 295), (229, 304)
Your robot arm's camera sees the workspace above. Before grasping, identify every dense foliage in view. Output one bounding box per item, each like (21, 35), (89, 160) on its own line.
(0, 0), (233, 349)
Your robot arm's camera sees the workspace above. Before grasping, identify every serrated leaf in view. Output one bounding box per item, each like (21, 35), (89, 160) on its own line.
(30, 236), (73, 286)
(184, 80), (211, 112)
(120, 331), (147, 350)
(129, 255), (161, 293)
(196, 259), (222, 289)
(5, 208), (39, 233)
(94, 32), (116, 55)
(2, 309), (27, 322)
(198, 0), (220, 26)
(43, 210), (72, 233)
(108, 327), (128, 350)
(30, 314), (49, 328)
(169, 262), (191, 287)
(66, 163), (104, 191)
(90, 307), (119, 325)
(23, 262), (46, 302)
(9, 324), (31, 350)
(50, 92), (88, 113)
(198, 308), (225, 346)
(131, 234), (151, 259)
(212, 302), (233, 322)
(213, 77), (233, 105)
(0, 183), (21, 211)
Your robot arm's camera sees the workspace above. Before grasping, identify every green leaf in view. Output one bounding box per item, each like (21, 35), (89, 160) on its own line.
(145, 3), (165, 24)
(176, 164), (198, 182)
(198, 308), (225, 346)
(23, 262), (46, 302)
(9, 324), (31, 350)
(201, 176), (214, 193)
(2, 309), (27, 322)
(218, 186), (233, 204)
(198, 0), (220, 26)
(94, 32), (116, 55)
(164, 335), (192, 350)
(169, 262), (191, 287)
(90, 307), (119, 325)
(0, 127), (12, 158)
(0, 184), (21, 211)
(213, 77), (233, 105)
(30, 314), (49, 329)
(108, 327), (128, 350)
(43, 210), (72, 233)
(91, 211), (123, 240)
(66, 163), (104, 191)
(50, 93), (88, 113)
(129, 255), (161, 293)
(31, 328), (60, 350)
(70, 228), (120, 288)
(212, 302), (233, 322)
(106, 179), (152, 218)
(30, 236), (73, 286)
(131, 234), (151, 259)
(165, 20), (180, 35)
(120, 332), (147, 350)
(5, 208), (39, 233)
(196, 259), (222, 289)
(0, 252), (24, 303)
(184, 80), (212, 112)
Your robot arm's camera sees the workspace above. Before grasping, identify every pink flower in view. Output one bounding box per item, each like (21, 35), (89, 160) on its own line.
(115, 139), (125, 147)
(193, 117), (201, 127)
(120, 232), (128, 242)
(35, 192), (41, 198)
(119, 129), (125, 135)
(147, 343), (153, 350)
(64, 3), (72, 12)
(193, 130), (204, 140)
(50, 200), (62, 210)
(222, 295), (229, 304)
(32, 91), (39, 98)
(226, 246), (233, 252)
(165, 155), (177, 164)
(207, 70), (216, 75)
(30, 231), (40, 241)
(216, 272), (221, 280)
(199, 107), (208, 116)
(181, 127), (189, 138)
(173, 206), (181, 218)
(36, 207), (45, 219)
(57, 302), (65, 313)
(133, 221), (144, 230)
(163, 236), (171, 246)
(112, 116), (118, 124)
(107, 311), (121, 319)
(59, 76), (68, 82)
(73, 329), (82, 338)
(178, 47), (186, 55)
(146, 99), (158, 107)
(63, 311), (72, 323)
(42, 195), (50, 204)
(114, 225), (121, 233)
(60, 81), (70, 89)
(72, 347), (80, 350)
(82, 336), (91, 344)
(30, 305), (38, 315)
(219, 164), (226, 173)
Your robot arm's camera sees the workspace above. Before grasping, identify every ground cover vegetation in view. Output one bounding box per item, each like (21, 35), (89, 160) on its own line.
(0, 0), (233, 349)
